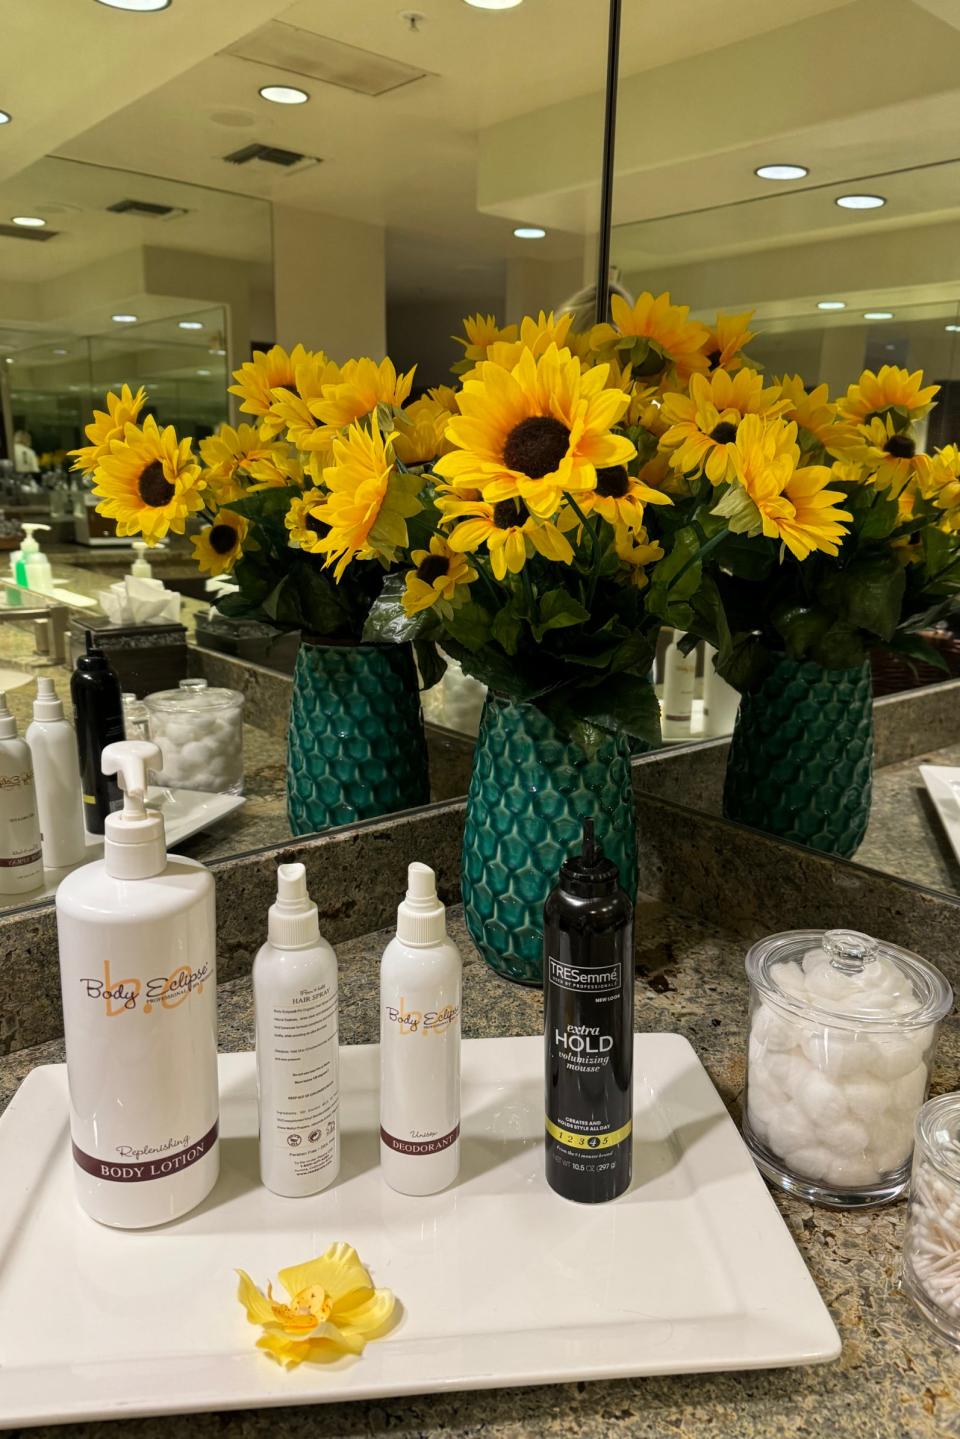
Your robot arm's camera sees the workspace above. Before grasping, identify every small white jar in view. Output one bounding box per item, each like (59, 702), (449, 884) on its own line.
(144, 678), (244, 795)
(743, 928), (952, 1208)
(902, 1093), (960, 1348)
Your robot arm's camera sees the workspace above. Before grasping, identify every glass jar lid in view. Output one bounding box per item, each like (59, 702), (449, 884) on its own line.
(916, 1093), (960, 1187)
(144, 681), (244, 714)
(746, 928), (953, 1031)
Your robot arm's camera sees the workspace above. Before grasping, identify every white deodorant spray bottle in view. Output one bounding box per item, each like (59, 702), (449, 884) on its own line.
(254, 862), (340, 1197)
(380, 862), (462, 1196)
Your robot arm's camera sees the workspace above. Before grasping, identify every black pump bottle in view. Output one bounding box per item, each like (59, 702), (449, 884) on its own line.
(544, 818), (635, 1203)
(71, 634), (125, 834)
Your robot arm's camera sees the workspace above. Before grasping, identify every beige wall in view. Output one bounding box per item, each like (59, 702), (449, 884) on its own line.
(272, 206), (386, 362)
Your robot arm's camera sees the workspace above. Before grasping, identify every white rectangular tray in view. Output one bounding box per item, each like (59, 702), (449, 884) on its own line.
(920, 764), (960, 866)
(0, 1035), (839, 1427)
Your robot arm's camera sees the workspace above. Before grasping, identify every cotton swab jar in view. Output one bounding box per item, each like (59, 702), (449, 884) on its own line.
(743, 929), (952, 1208)
(902, 1094), (960, 1348)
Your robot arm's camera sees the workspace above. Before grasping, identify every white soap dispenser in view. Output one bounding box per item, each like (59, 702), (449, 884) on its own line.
(26, 676), (86, 870)
(254, 862), (340, 1197)
(15, 522), (51, 589)
(55, 738), (219, 1228)
(380, 862), (462, 1196)
(131, 541), (153, 580)
(0, 692), (43, 894)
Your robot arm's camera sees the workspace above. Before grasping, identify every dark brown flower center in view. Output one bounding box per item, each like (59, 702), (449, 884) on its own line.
(416, 554), (450, 585)
(502, 416), (569, 479)
(709, 421), (738, 444)
(209, 523), (238, 556)
(595, 465), (630, 498)
(884, 434), (916, 459)
(492, 498), (529, 530)
(706, 348), (722, 371)
(137, 460), (175, 509)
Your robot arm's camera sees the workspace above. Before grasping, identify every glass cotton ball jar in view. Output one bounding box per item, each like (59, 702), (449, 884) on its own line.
(144, 678), (244, 796)
(743, 928), (952, 1208)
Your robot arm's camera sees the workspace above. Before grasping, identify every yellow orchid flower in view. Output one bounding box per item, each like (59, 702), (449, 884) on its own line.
(236, 1242), (396, 1369)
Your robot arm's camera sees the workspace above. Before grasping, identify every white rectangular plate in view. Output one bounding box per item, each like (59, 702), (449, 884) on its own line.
(920, 764), (960, 866)
(0, 1036), (839, 1427)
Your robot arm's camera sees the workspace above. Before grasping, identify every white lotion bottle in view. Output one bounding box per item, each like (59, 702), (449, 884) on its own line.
(0, 692), (42, 895)
(254, 862), (340, 1197)
(26, 676), (87, 870)
(702, 643), (741, 738)
(380, 862), (462, 1196)
(55, 739), (219, 1228)
(661, 629), (697, 738)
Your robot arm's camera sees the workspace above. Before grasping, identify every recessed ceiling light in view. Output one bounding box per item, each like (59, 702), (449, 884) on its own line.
(259, 84), (309, 105)
(52, 348), (68, 355)
(94, 0), (172, 10)
(946, 324), (960, 333)
(0, 111), (11, 126)
(817, 301), (846, 311)
(462, 0), (523, 8)
(836, 194), (886, 210)
(112, 313), (138, 324)
(179, 320), (203, 330)
(213, 348), (226, 356)
(514, 225), (546, 239)
(755, 164), (808, 181)
(196, 368), (211, 376)
(864, 311), (894, 320)
(11, 216), (45, 228)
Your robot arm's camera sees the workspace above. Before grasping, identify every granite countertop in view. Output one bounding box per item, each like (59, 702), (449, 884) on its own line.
(858, 740), (960, 896)
(3, 903), (958, 1439)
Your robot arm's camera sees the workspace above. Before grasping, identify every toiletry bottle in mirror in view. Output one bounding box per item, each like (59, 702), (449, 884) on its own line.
(0, 692), (43, 895)
(661, 629), (697, 739)
(544, 818), (635, 1203)
(26, 677), (86, 870)
(254, 862), (340, 1197)
(702, 643), (740, 738)
(71, 633), (125, 834)
(380, 863), (462, 1195)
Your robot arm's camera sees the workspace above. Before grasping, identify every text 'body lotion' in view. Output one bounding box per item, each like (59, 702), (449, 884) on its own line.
(380, 863), (462, 1195)
(254, 862), (340, 1197)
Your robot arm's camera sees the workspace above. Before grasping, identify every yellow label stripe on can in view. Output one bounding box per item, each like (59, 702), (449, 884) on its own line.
(545, 1116), (633, 1151)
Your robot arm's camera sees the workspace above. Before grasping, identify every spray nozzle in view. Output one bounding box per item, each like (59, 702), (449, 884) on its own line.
(268, 861), (321, 948)
(396, 862), (446, 945)
(101, 739), (161, 820)
(581, 817), (599, 866)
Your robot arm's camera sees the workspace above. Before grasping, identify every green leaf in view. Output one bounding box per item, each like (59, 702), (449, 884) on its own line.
(530, 588), (591, 643)
(857, 491), (900, 541)
(444, 601), (493, 653)
(491, 606), (522, 655)
(414, 637), (447, 692)
(837, 555), (906, 641)
(771, 602), (832, 661)
(716, 634), (773, 694)
(572, 673), (662, 745)
(362, 573), (428, 644)
(809, 622), (867, 669)
(876, 632), (951, 675)
(222, 486), (301, 524)
(647, 525), (703, 601)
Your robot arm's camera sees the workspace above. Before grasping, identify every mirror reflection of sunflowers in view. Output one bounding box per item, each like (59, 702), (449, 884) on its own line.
(71, 296), (960, 745)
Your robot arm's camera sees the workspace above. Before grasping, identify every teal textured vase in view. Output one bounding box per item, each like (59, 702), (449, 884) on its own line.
(723, 657), (873, 859)
(462, 694), (638, 986)
(286, 641), (430, 836)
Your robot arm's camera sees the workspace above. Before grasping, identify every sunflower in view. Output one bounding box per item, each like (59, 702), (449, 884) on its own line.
(589, 292), (711, 384)
(191, 509), (249, 576)
(310, 417), (422, 580)
(402, 536), (477, 617)
(930, 446), (960, 532)
(284, 490), (330, 553)
(434, 344), (636, 518)
(576, 456), (672, 529)
(267, 351), (344, 453)
(247, 447), (305, 491)
(443, 495), (573, 580)
(428, 383), (461, 414)
(848, 414), (933, 497)
(700, 311), (756, 372)
(451, 313), (518, 376)
(613, 523), (664, 588)
(313, 356), (415, 433)
(70, 384), (147, 474)
(460, 310), (575, 381)
(228, 344), (313, 435)
(393, 397), (455, 466)
(838, 365), (939, 424)
(199, 423), (289, 502)
(715, 415), (851, 561)
(774, 374), (856, 459)
(93, 415), (204, 542)
(659, 368), (790, 484)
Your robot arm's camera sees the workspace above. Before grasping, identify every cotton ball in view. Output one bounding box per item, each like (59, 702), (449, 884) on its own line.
(844, 1075), (888, 1123)
(822, 1116), (871, 1155)
(765, 1100), (816, 1156)
(775, 961), (808, 998)
(892, 1063), (929, 1116)
(802, 946), (829, 977)
(756, 1048), (806, 1095)
(805, 963), (862, 1005)
(746, 1079), (786, 1135)
(782, 1145), (834, 1182)
(864, 1033), (924, 1080)
(751, 1002), (800, 1052)
(869, 1125), (915, 1177)
(799, 1025), (869, 1079)
(820, 1152), (881, 1188)
(796, 1069), (850, 1129)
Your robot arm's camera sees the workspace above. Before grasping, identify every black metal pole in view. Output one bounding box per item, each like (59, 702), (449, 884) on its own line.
(595, 0), (623, 325)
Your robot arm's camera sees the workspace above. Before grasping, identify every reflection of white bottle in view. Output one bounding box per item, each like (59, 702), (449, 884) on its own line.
(380, 863), (462, 1196)
(254, 862), (340, 1198)
(131, 541), (153, 580)
(702, 644), (741, 738)
(0, 692), (43, 894)
(26, 677), (87, 869)
(662, 629), (697, 738)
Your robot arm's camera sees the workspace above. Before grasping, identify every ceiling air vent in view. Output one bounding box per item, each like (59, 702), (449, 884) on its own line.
(0, 223), (57, 242)
(107, 198), (185, 218)
(224, 21), (429, 97)
(223, 142), (319, 176)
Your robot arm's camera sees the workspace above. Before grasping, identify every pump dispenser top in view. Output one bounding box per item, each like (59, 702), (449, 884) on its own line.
(0, 691), (18, 739)
(100, 739), (164, 879)
(131, 541), (153, 579)
(268, 861), (321, 949)
(396, 862), (447, 946)
(19, 522), (49, 557)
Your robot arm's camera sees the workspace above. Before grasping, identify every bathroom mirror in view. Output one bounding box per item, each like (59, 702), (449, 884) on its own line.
(0, 0), (619, 913)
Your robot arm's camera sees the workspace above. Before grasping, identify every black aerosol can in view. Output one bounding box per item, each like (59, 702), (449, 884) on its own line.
(544, 818), (634, 1203)
(71, 634), (125, 835)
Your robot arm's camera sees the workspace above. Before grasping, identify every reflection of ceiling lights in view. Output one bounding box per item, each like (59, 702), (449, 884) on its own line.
(179, 320), (203, 331)
(946, 324), (960, 333)
(864, 311), (894, 320)
(259, 85), (309, 105)
(53, 348), (68, 355)
(514, 226), (546, 239)
(197, 368), (211, 376)
(462, 0), (523, 8)
(11, 216), (45, 228)
(112, 313), (138, 323)
(836, 194), (885, 210)
(755, 164), (808, 181)
(0, 112), (11, 125)
(94, 0), (172, 10)
(213, 348), (226, 356)
(817, 301), (846, 311)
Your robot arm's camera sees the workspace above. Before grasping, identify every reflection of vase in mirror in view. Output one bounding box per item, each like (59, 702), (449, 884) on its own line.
(723, 658), (873, 859)
(286, 641), (430, 836)
(462, 693), (638, 986)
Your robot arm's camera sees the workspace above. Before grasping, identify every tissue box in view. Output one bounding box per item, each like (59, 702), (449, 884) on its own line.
(68, 617), (189, 695)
